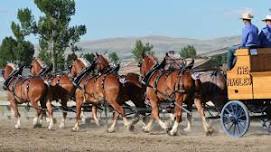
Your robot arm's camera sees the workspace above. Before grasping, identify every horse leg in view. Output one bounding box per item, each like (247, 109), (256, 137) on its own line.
(80, 110), (86, 124)
(147, 97), (168, 132)
(194, 98), (214, 136)
(107, 111), (119, 133)
(169, 94), (184, 136)
(184, 102), (193, 132)
(31, 101), (43, 128)
(59, 99), (68, 129)
(72, 93), (83, 131)
(10, 99), (21, 129)
(46, 100), (54, 130)
(109, 102), (133, 131)
(92, 105), (100, 126)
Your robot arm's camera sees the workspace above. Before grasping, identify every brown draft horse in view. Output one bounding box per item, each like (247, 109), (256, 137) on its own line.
(70, 54), (146, 132)
(2, 63), (54, 129)
(139, 54), (213, 136)
(30, 58), (76, 128)
(184, 70), (227, 132)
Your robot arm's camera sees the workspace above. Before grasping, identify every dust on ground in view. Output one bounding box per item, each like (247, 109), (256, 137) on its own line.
(0, 110), (270, 152)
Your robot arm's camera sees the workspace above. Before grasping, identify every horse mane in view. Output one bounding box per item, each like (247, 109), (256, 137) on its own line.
(78, 57), (90, 67)
(96, 54), (109, 65)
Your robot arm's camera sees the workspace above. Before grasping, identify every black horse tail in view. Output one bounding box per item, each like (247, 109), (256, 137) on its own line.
(40, 81), (50, 110)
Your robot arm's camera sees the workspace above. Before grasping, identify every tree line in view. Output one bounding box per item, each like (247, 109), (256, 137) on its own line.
(0, 0), (226, 70)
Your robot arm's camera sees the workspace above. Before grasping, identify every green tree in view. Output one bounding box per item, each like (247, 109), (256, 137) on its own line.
(108, 52), (120, 65)
(210, 53), (227, 66)
(180, 45), (197, 59)
(132, 40), (154, 62)
(17, 0), (86, 72)
(83, 53), (95, 63)
(66, 53), (77, 67)
(0, 37), (18, 67)
(0, 8), (35, 67)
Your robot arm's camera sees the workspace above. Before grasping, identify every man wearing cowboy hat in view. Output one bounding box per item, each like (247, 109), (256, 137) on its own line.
(227, 12), (259, 69)
(259, 15), (271, 47)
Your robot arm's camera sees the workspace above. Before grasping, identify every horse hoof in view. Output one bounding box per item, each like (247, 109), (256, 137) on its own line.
(33, 123), (42, 128)
(48, 127), (54, 131)
(107, 128), (115, 133)
(72, 127), (79, 132)
(166, 127), (172, 133)
(205, 127), (214, 136)
(15, 125), (20, 129)
(168, 131), (177, 136)
(142, 126), (150, 133)
(128, 125), (135, 132)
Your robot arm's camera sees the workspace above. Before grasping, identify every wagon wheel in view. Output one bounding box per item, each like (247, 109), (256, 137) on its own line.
(220, 101), (250, 137)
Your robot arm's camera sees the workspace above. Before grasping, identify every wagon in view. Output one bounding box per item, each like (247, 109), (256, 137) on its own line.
(221, 48), (271, 137)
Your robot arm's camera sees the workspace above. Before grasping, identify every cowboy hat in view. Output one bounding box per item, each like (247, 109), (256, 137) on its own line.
(262, 15), (271, 21)
(240, 12), (253, 20)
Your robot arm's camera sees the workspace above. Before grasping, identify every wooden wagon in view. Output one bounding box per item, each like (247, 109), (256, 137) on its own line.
(221, 48), (271, 137)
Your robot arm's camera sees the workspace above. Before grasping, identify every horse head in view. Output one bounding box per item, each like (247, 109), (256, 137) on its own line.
(2, 63), (18, 80)
(139, 54), (158, 77)
(94, 53), (110, 72)
(69, 57), (88, 78)
(30, 57), (46, 76)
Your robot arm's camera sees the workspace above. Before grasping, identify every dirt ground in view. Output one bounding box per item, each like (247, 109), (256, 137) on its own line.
(0, 111), (271, 152)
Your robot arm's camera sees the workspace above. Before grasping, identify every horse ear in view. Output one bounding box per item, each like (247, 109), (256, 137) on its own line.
(95, 52), (99, 56)
(73, 55), (78, 61)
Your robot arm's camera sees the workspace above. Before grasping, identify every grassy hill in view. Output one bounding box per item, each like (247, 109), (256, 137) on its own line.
(78, 35), (240, 59)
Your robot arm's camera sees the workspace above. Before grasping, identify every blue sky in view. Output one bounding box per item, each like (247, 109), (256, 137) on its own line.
(0, 0), (270, 43)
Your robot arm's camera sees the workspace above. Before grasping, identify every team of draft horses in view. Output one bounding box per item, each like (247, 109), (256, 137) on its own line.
(2, 52), (227, 136)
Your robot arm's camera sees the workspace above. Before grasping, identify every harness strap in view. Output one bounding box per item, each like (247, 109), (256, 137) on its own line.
(153, 70), (164, 94)
(175, 70), (185, 93)
(101, 74), (107, 96)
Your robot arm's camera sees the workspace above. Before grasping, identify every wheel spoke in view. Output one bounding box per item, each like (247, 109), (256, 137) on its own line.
(235, 106), (242, 116)
(227, 122), (234, 131)
(233, 124), (237, 136)
(237, 120), (246, 129)
(238, 111), (245, 119)
(225, 108), (231, 115)
(236, 123), (241, 135)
